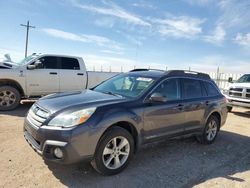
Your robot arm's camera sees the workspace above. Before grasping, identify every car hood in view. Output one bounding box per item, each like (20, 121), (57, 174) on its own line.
(228, 82), (250, 89)
(37, 90), (125, 113)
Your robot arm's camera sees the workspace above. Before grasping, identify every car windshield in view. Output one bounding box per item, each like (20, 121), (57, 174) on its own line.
(93, 74), (155, 98)
(236, 74), (250, 83)
(17, 55), (37, 65)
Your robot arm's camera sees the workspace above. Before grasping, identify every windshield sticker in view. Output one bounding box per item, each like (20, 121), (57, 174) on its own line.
(136, 77), (153, 82)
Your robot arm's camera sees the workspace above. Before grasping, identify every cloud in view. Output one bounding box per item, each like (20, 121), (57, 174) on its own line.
(188, 55), (250, 73)
(217, 0), (250, 29)
(132, 3), (156, 9)
(234, 33), (250, 48)
(42, 28), (123, 51)
(71, 0), (151, 26)
(204, 25), (226, 45)
(152, 15), (205, 39)
(183, 0), (215, 6)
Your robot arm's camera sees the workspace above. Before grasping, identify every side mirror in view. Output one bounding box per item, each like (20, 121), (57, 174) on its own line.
(228, 77), (233, 83)
(27, 60), (42, 70)
(149, 92), (167, 103)
(27, 64), (36, 70)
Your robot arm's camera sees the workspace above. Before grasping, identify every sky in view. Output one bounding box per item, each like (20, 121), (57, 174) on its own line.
(0, 0), (250, 73)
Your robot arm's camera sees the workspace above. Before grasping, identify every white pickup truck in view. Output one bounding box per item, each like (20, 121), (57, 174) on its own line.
(222, 74), (250, 112)
(0, 54), (118, 110)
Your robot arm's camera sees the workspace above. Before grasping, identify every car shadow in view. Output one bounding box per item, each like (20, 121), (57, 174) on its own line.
(0, 102), (34, 117)
(45, 130), (250, 187)
(231, 110), (250, 118)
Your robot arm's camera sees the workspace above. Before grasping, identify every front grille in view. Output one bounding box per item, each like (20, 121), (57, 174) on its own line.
(229, 92), (242, 97)
(246, 94), (250, 99)
(229, 88), (243, 92)
(27, 104), (49, 127)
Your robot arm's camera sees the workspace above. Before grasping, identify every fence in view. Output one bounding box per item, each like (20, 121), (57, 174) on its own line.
(207, 72), (243, 89)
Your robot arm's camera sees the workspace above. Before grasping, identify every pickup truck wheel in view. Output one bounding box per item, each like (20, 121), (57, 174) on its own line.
(0, 86), (21, 111)
(91, 127), (134, 175)
(227, 106), (233, 112)
(197, 115), (219, 145)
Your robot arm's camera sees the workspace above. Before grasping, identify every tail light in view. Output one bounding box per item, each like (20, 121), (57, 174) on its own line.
(223, 96), (228, 103)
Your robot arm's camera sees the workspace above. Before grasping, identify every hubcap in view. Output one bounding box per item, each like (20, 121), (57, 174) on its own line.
(102, 136), (130, 170)
(206, 119), (217, 141)
(0, 90), (16, 107)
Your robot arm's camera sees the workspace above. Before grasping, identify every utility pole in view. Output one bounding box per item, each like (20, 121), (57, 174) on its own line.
(20, 21), (35, 58)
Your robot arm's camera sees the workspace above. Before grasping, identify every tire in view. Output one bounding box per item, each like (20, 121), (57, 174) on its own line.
(227, 106), (233, 112)
(91, 127), (134, 175)
(0, 86), (21, 111)
(197, 115), (219, 144)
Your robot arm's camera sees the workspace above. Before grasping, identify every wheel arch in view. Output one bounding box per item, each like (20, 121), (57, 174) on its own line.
(207, 111), (221, 130)
(98, 121), (140, 153)
(0, 79), (25, 97)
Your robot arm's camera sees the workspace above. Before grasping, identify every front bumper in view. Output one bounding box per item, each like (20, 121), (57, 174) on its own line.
(224, 95), (250, 108)
(23, 118), (94, 164)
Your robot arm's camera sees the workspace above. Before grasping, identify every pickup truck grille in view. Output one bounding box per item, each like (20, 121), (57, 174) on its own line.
(27, 105), (49, 127)
(229, 87), (250, 99)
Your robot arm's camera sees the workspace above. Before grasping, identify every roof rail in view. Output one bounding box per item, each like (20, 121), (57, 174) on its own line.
(166, 70), (210, 80)
(130, 68), (165, 72)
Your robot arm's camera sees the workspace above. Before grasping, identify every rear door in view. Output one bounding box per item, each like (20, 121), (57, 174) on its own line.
(180, 78), (207, 132)
(58, 57), (86, 92)
(143, 78), (187, 140)
(26, 56), (60, 95)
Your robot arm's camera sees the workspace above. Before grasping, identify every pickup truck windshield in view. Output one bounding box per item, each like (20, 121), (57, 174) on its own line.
(94, 74), (155, 98)
(236, 74), (250, 83)
(17, 55), (37, 65)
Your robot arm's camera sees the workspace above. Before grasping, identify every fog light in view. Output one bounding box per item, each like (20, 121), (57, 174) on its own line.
(54, 147), (63, 159)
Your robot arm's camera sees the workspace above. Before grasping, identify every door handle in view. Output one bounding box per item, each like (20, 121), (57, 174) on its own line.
(77, 73), (84, 76)
(50, 72), (57, 75)
(205, 101), (210, 105)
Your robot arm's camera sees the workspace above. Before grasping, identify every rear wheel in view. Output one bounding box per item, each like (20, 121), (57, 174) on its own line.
(0, 86), (21, 111)
(91, 127), (134, 175)
(197, 115), (219, 144)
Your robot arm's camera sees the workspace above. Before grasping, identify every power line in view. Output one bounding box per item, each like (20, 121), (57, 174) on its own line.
(20, 20), (35, 58)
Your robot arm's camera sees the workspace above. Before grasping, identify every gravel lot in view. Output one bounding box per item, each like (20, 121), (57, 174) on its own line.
(0, 103), (250, 188)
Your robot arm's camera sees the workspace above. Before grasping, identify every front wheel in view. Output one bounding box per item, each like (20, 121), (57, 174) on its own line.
(197, 115), (219, 144)
(91, 127), (134, 175)
(0, 86), (21, 111)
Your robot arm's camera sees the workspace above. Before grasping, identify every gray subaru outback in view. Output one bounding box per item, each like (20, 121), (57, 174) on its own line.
(24, 69), (228, 175)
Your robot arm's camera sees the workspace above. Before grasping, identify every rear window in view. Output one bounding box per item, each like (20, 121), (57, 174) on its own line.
(60, 57), (80, 70)
(182, 78), (203, 99)
(204, 82), (219, 96)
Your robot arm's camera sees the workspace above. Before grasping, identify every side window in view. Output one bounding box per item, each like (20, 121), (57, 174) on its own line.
(204, 82), (219, 96)
(154, 79), (180, 100)
(61, 57), (80, 70)
(36, 56), (58, 69)
(182, 79), (203, 99)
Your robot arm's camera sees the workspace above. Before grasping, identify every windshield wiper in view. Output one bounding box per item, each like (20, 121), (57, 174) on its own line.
(102, 91), (123, 98)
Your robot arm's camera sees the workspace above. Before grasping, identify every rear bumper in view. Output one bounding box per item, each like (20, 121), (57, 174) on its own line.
(23, 119), (93, 164)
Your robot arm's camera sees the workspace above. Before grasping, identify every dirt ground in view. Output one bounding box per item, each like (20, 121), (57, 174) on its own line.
(0, 103), (250, 188)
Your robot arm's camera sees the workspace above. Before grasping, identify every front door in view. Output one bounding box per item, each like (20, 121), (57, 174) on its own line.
(26, 56), (60, 96)
(143, 78), (186, 141)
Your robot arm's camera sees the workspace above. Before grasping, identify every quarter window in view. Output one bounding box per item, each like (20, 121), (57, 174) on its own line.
(154, 79), (180, 100)
(182, 79), (203, 99)
(204, 82), (219, 96)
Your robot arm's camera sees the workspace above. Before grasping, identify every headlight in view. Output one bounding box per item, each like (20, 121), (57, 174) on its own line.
(48, 107), (96, 128)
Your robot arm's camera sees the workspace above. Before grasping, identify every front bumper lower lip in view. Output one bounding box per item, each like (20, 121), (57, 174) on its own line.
(24, 130), (67, 156)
